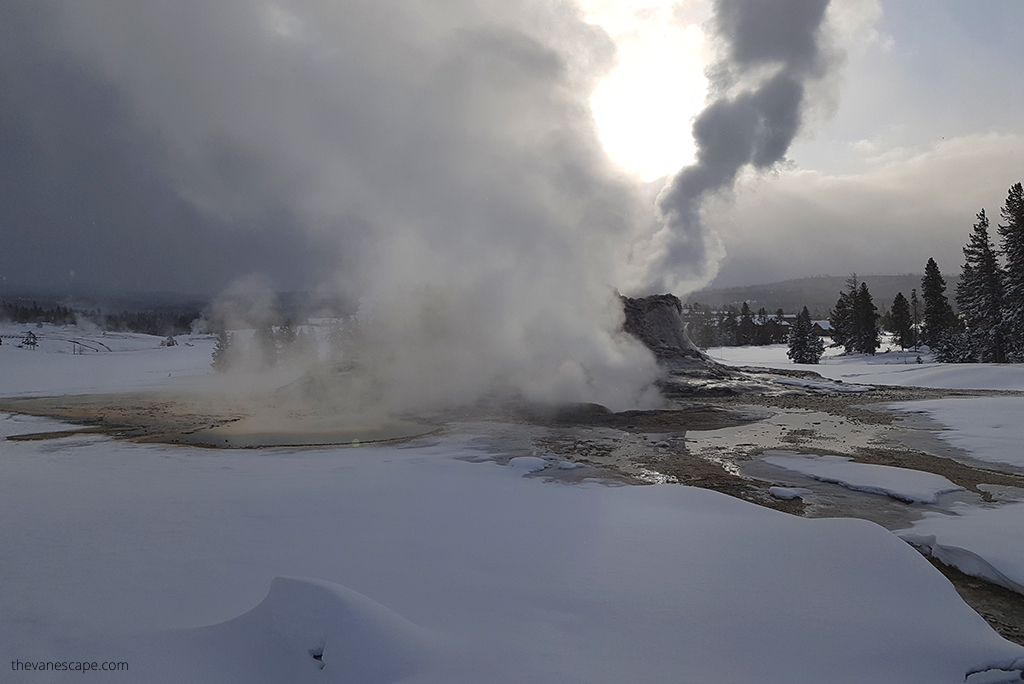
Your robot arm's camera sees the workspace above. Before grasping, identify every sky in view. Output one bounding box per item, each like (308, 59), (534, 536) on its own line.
(1, 0), (1023, 297)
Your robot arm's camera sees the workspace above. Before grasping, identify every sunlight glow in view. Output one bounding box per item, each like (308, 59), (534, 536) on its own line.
(581, 0), (711, 181)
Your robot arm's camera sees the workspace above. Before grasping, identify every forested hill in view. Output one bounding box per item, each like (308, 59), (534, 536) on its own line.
(685, 274), (954, 319)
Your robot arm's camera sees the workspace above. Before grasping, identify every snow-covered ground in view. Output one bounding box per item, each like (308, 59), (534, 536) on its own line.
(709, 342), (1024, 391)
(713, 342), (1024, 611)
(2, 328), (1024, 682)
(0, 415), (1020, 683)
(898, 501), (1024, 595)
(889, 397), (1024, 470)
(0, 322), (217, 396)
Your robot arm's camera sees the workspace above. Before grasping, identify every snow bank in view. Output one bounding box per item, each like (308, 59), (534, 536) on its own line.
(890, 397), (1024, 470)
(763, 452), (963, 503)
(141, 577), (430, 684)
(0, 428), (1020, 683)
(505, 455), (548, 473)
(897, 501), (1024, 595)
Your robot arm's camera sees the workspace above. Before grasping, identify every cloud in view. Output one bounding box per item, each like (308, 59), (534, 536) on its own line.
(704, 133), (1024, 287)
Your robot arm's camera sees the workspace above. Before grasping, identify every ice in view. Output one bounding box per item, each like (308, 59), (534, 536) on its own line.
(769, 486), (812, 500)
(897, 501), (1024, 595)
(763, 452), (963, 503)
(889, 397), (1024, 470)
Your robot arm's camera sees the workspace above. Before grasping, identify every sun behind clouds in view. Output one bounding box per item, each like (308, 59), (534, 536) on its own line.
(581, 0), (711, 181)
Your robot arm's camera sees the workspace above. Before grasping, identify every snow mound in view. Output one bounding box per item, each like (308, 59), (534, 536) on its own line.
(155, 577), (430, 684)
(897, 501), (1024, 595)
(764, 452), (963, 503)
(505, 456), (548, 473)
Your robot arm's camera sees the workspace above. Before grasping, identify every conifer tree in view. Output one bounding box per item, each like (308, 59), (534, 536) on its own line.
(956, 210), (1006, 362)
(828, 275), (858, 352)
(920, 258), (956, 348)
(909, 289), (921, 351)
(889, 292), (913, 350)
(852, 282), (880, 354)
(787, 306), (823, 364)
(211, 330), (235, 372)
(998, 182), (1024, 360)
(254, 324), (279, 368)
(737, 302), (755, 345)
(718, 307), (738, 347)
(772, 309), (787, 343)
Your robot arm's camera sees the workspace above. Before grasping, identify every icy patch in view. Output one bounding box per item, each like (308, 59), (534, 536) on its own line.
(763, 452), (963, 504)
(897, 501), (1024, 595)
(0, 413), (91, 440)
(558, 460), (583, 470)
(889, 397), (1024, 470)
(769, 486), (812, 501)
(505, 456), (548, 473)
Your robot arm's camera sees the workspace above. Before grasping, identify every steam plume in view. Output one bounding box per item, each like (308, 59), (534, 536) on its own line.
(637, 0), (837, 293)
(9, 0), (664, 411)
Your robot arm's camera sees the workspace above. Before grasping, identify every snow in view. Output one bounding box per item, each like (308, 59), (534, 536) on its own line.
(504, 455), (548, 473)
(898, 502), (1024, 595)
(708, 343), (1024, 390)
(763, 452), (964, 503)
(0, 322), (217, 396)
(889, 397), (1024, 470)
(144, 577), (431, 683)
(2, 326), (1024, 682)
(715, 343), (1024, 599)
(1, 417), (1022, 682)
(880, 396), (1024, 596)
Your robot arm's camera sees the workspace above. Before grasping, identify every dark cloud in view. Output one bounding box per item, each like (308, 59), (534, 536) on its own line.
(0, 3), (341, 294)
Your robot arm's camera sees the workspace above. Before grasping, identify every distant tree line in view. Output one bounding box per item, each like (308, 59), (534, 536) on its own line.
(684, 302), (790, 349)
(0, 299), (200, 337)
(100, 311), (198, 337)
(910, 182), (1024, 363)
(1, 301), (77, 325)
(211, 319), (320, 372)
(830, 181), (1024, 364)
